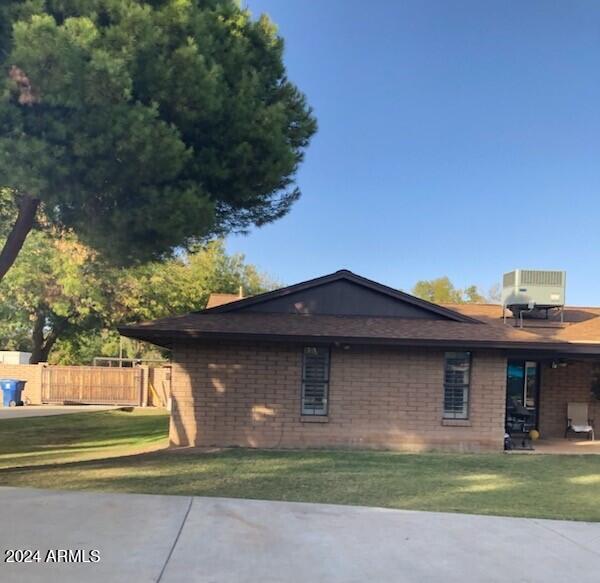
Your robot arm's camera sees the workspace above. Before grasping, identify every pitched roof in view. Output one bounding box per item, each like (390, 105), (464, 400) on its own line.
(120, 311), (539, 343)
(118, 271), (600, 354)
(119, 311), (600, 354)
(444, 304), (600, 344)
(199, 269), (477, 323)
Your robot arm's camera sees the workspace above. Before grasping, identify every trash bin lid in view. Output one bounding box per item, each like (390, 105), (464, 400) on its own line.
(0, 379), (21, 388)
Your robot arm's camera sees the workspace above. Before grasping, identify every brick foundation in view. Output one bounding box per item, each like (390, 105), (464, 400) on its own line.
(169, 342), (507, 452)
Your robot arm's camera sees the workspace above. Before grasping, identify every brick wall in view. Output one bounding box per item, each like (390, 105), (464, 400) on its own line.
(539, 361), (600, 437)
(170, 342), (507, 452)
(0, 363), (44, 404)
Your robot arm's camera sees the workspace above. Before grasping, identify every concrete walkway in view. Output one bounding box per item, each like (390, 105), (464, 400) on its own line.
(0, 405), (118, 419)
(0, 488), (599, 583)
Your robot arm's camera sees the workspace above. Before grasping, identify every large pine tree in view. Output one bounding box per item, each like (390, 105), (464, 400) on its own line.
(0, 1), (316, 279)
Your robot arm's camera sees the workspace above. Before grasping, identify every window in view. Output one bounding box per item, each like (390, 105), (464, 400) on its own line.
(302, 347), (330, 416)
(443, 352), (471, 419)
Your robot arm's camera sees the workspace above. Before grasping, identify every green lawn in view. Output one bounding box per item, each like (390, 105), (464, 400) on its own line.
(0, 410), (599, 521)
(0, 409), (170, 468)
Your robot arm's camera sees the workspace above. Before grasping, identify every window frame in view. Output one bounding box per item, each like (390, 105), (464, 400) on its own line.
(301, 346), (331, 417)
(443, 351), (472, 420)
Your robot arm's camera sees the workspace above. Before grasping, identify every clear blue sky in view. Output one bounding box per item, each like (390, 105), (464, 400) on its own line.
(226, 0), (600, 305)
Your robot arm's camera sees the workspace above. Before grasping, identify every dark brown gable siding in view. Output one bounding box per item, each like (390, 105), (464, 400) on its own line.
(203, 270), (475, 322)
(237, 280), (447, 319)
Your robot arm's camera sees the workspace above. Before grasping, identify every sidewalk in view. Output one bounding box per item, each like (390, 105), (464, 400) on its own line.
(0, 487), (598, 582)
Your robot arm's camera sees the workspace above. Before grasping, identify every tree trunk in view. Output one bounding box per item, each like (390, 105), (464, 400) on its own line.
(29, 312), (46, 364)
(30, 311), (69, 364)
(0, 193), (40, 282)
(35, 337), (57, 364)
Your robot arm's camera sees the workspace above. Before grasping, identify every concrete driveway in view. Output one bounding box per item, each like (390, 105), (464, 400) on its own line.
(0, 488), (599, 583)
(0, 405), (118, 419)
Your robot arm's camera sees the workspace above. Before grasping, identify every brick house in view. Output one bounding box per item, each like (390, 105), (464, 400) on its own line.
(121, 270), (600, 452)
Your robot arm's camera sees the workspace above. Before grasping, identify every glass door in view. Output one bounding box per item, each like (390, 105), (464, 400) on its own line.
(506, 360), (538, 434)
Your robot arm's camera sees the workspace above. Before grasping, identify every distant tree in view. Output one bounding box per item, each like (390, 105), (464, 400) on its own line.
(0, 213), (276, 364)
(412, 277), (463, 304)
(412, 277), (486, 304)
(64, 240), (277, 364)
(463, 285), (485, 304)
(0, 225), (110, 363)
(487, 283), (502, 304)
(109, 240), (276, 324)
(0, 1), (316, 280)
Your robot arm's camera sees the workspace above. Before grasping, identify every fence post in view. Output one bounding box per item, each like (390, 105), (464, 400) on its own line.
(140, 365), (149, 407)
(37, 362), (47, 404)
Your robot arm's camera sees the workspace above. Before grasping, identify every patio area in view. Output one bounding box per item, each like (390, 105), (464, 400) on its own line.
(515, 438), (600, 455)
(504, 356), (600, 455)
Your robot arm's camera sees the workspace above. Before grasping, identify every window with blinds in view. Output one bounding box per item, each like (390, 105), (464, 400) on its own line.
(443, 352), (471, 419)
(302, 347), (330, 416)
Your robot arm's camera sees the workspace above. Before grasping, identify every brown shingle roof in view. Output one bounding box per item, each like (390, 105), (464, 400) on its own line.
(118, 270), (600, 355)
(443, 304), (600, 343)
(120, 311), (600, 353)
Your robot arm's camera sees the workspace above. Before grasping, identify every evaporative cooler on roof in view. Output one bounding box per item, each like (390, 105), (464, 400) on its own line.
(502, 269), (566, 320)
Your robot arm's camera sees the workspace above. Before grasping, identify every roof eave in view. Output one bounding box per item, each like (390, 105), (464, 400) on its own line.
(118, 327), (600, 355)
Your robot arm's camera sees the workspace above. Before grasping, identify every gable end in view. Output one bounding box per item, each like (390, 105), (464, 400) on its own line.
(200, 270), (477, 322)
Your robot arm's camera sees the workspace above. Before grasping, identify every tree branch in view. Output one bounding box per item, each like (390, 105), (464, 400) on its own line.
(0, 193), (40, 282)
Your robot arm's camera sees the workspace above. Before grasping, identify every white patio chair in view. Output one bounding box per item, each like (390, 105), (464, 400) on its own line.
(565, 402), (595, 440)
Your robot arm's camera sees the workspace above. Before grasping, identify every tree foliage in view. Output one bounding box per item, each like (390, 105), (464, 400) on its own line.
(412, 276), (487, 304)
(0, 224), (110, 362)
(0, 214), (276, 364)
(0, 0), (316, 277)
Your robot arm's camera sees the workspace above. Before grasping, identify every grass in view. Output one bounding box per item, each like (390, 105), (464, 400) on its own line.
(0, 409), (170, 468)
(0, 410), (600, 521)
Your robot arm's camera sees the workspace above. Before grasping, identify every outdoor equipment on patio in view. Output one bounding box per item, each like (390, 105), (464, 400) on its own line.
(565, 402), (595, 440)
(506, 397), (536, 434)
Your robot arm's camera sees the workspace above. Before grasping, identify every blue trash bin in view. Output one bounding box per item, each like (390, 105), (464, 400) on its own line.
(0, 379), (26, 407)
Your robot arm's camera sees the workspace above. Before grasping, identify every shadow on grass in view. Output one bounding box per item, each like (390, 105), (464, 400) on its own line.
(0, 447), (599, 521)
(0, 449), (171, 476)
(0, 411), (169, 457)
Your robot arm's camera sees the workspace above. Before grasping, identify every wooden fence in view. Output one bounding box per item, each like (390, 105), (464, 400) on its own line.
(41, 366), (143, 406)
